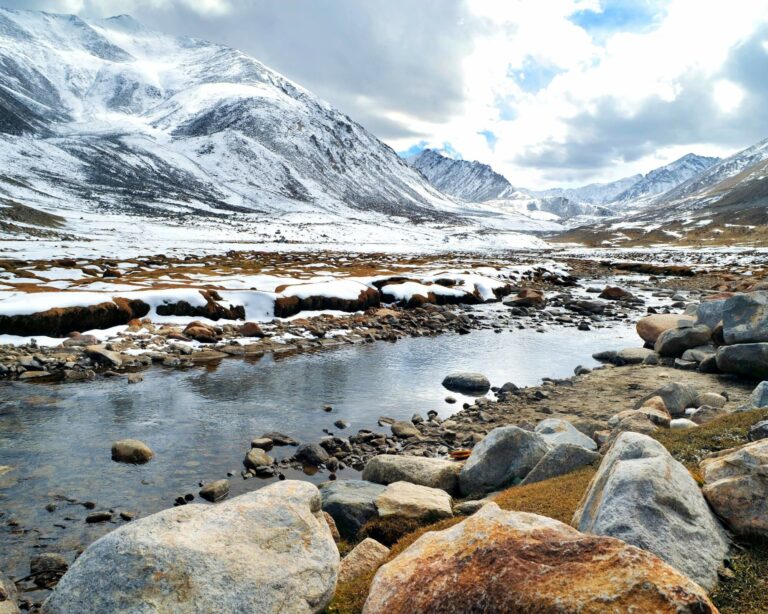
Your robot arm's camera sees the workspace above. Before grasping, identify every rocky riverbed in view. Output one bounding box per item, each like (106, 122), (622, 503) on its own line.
(2, 248), (768, 612)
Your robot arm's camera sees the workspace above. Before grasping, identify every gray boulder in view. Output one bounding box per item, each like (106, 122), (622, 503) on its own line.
(716, 343), (768, 379)
(614, 348), (657, 365)
(362, 455), (461, 495)
(654, 325), (711, 357)
(521, 444), (598, 485)
(681, 345), (716, 363)
(748, 420), (768, 442)
(319, 479), (386, 539)
(389, 421), (421, 439)
(696, 299), (727, 330)
(635, 382), (700, 417)
(573, 432), (729, 591)
(295, 443), (330, 466)
(442, 372), (490, 393)
(459, 426), (550, 496)
(751, 381), (768, 408)
(722, 292), (768, 345)
(42, 481), (339, 614)
(374, 481), (453, 521)
(0, 572), (19, 614)
(534, 419), (597, 451)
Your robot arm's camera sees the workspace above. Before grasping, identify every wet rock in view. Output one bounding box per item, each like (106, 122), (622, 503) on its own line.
(636, 313), (695, 345)
(42, 481), (338, 614)
(458, 426), (550, 496)
(243, 448), (273, 470)
(111, 439), (154, 464)
(441, 372), (490, 393)
(521, 443), (598, 485)
(722, 291), (768, 344)
(295, 443), (330, 466)
(748, 420), (768, 441)
(0, 572), (19, 614)
(85, 511), (113, 523)
(573, 432), (729, 591)
(333, 420), (349, 430)
(126, 372), (143, 384)
(199, 479), (230, 503)
(30, 553), (68, 588)
(635, 382), (700, 417)
(655, 325), (712, 357)
(362, 455), (461, 495)
(374, 481), (453, 521)
(751, 381), (768, 407)
(338, 538), (390, 584)
(701, 440), (768, 538)
(599, 286), (633, 301)
(250, 437), (274, 450)
(319, 480), (386, 539)
(363, 504), (716, 614)
(534, 418), (597, 451)
(261, 432), (299, 446)
(505, 288), (546, 309)
(716, 343), (768, 379)
(389, 421), (420, 439)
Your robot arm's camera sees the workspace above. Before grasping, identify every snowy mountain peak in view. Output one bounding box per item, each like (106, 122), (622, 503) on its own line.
(409, 148), (516, 202)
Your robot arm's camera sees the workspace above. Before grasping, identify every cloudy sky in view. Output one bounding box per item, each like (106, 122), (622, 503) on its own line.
(5, 0), (768, 188)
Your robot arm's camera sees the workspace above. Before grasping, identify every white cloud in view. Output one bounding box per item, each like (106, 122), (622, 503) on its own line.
(713, 79), (745, 113)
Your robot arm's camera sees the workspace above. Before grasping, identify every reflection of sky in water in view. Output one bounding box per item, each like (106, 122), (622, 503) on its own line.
(0, 323), (635, 578)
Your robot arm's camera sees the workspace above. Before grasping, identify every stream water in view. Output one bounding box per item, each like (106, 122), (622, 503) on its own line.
(0, 320), (636, 579)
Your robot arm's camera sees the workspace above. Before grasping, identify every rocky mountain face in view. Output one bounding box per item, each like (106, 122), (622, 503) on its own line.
(532, 175), (642, 206)
(4, 8), (538, 252)
(408, 149), (516, 202)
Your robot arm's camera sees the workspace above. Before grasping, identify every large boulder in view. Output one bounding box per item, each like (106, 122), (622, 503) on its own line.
(520, 443), (599, 485)
(374, 481), (453, 521)
(635, 382), (700, 417)
(441, 372), (490, 393)
(751, 381), (768, 408)
(722, 291), (768, 344)
(696, 298), (728, 330)
(700, 440), (768, 538)
(42, 481), (339, 613)
(716, 343), (768, 379)
(636, 313), (694, 345)
(459, 426), (550, 496)
(362, 455), (461, 495)
(749, 420), (768, 441)
(320, 480), (386, 539)
(573, 432), (729, 591)
(654, 325), (712, 357)
(363, 504), (716, 614)
(534, 418), (597, 451)
(111, 439), (154, 464)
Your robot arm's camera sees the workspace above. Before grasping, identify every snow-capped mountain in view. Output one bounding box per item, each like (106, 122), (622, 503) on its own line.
(531, 175), (642, 205)
(408, 149), (516, 202)
(0, 9), (551, 253)
(609, 153), (720, 205)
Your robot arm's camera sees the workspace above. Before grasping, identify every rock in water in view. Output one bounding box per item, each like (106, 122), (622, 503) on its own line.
(441, 372), (490, 393)
(700, 440), (768, 538)
(459, 426), (550, 496)
(363, 504), (716, 614)
(320, 480), (386, 539)
(110, 439), (154, 464)
(362, 455), (461, 494)
(534, 418), (597, 451)
(42, 481), (339, 614)
(199, 479), (230, 503)
(573, 432), (729, 591)
(722, 291), (768, 344)
(295, 443), (330, 466)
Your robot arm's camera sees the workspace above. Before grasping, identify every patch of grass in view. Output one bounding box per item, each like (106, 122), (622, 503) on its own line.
(712, 538), (768, 614)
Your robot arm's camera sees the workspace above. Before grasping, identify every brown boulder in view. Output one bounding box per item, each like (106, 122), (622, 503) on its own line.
(339, 538), (389, 584)
(599, 286), (633, 300)
(363, 504), (716, 613)
(636, 313), (695, 344)
(507, 288), (546, 309)
(183, 321), (218, 343)
(238, 322), (264, 337)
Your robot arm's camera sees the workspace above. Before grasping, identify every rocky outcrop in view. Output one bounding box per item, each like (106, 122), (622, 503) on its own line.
(42, 481), (339, 614)
(458, 426), (550, 496)
(320, 480), (386, 539)
(274, 285), (380, 318)
(374, 481), (453, 521)
(155, 289), (245, 321)
(573, 432), (729, 591)
(701, 440), (768, 538)
(0, 298), (149, 337)
(722, 291), (768, 344)
(363, 504), (716, 614)
(362, 455), (461, 495)
(636, 313), (695, 344)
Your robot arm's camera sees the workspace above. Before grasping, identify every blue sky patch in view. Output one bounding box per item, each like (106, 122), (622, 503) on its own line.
(570, 0), (667, 40)
(478, 130), (498, 150)
(510, 58), (564, 94)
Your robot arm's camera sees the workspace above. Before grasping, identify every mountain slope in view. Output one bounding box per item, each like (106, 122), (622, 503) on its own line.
(0, 9), (552, 254)
(531, 175), (642, 205)
(610, 153), (720, 205)
(408, 149), (516, 202)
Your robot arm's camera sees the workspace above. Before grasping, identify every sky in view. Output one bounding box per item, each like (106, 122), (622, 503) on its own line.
(4, 0), (768, 188)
